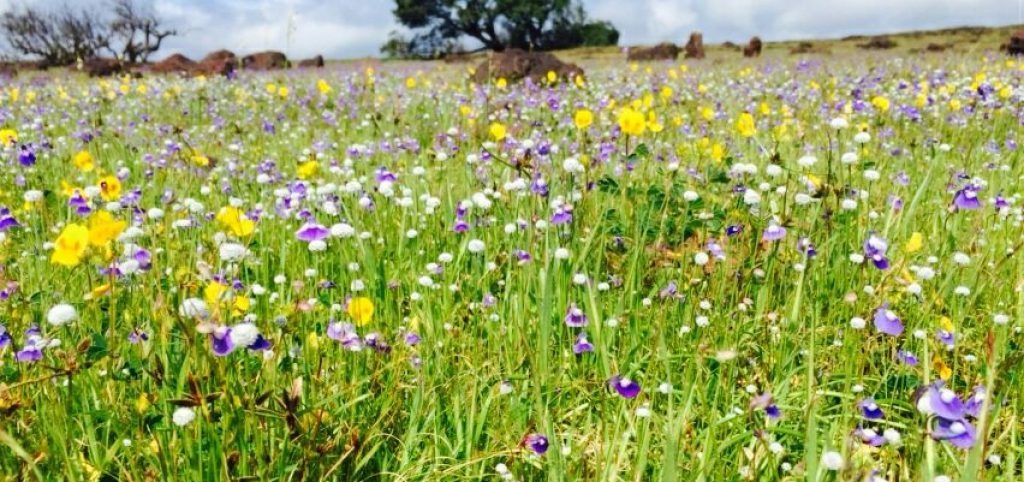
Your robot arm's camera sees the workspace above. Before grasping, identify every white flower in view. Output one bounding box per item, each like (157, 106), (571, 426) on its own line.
(994, 313), (1010, 325)
(46, 304), (78, 326)
(172, 407), (196, 427)
(694, 252), (710, 266)
(849, 253), (865, 264)
(794, 193), (812, 205)
(309, 240), (327, 252)
(829, 117), (849, 129)
(683, 190), (700, 202)
(179, 298), (209, 319)
(218, 243), (248, 262)
(953, 252), (971, 265)
(849, 317), (866, 329)
(769, 441), (784, 454)
(933, 476), (951, 482)
(23, 190), (44, 202)
(821, 451), (843, 471)
(854, 131), (871, 144)
(883, 428), (902, 444)
(841, 152), (859, 164)
(467, 239), (485, 253)
(840, 199), (858, 210)
(554, 247), (570, 260)
(765, 164), (783, 177)
(229, 323), (260, 348)
(562, 157), (585, 174)
(331, 223), (355, 238)
(743, 189), (761, 205)
(797, 155), (818, 168)
(863, 169), (881, 181)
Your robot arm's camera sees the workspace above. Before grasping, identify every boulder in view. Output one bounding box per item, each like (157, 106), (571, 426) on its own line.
(743, 37), (763, 57)
(149, 53), (196, 75)
(0, 63), (16, 78)
(684, 32), (705, 59)
(858, 36), (897, 50)
(1008, 31), (1024, 56)
(626, 42), (680, 61)
(472, 49), (583, 84)
(83, 57), (124, 77)
(721, 41), (741, 51)
(242, 51), (289, 70)
(296, 55), (324, 68)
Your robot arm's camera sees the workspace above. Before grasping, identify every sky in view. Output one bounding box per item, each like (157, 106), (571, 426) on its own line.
(0, 0), (1020, 60)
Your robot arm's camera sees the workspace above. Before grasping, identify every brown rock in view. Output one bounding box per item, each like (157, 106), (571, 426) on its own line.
(721, 41), (741, 51)
(296, 55), (324, 68)
(627, 42), (680, 61)
(925, 43), (948, 53)
(684, 32), (705, 59)
(83, 57), (124, 77)
(195, 58), (234, 76)
(1008, 31), (1024, 56)
(743, 37), (763, 57)
(202, 50), (236, 63)
(242, 51), (289, 70)
(857, 36), (897, 50)
(149, 53), (196, 75)
(472, 49), (583, 84)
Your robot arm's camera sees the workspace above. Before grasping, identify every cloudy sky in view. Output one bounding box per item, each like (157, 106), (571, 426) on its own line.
(1, 0), (1020, 59)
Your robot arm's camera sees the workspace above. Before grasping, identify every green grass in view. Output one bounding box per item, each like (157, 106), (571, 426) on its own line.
(0, 45), (1022, 481)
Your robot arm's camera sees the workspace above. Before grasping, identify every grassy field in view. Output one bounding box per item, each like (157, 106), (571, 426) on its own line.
(1, 25), (1024, 481)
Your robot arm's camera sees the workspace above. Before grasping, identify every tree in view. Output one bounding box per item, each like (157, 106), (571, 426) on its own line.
(389, 0), (618, 57)
(0, 4), (111, 67)
(109, 0), (177, 63)
(0, 0), (175, 67)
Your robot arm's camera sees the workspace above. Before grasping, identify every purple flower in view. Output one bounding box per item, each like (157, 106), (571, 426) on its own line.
(762, 223), (786, 242)
(953, 184), (982, 210)
(932, 418), (977, 449)
(0, 324), (10, 348)
(17, 146), (35, 166)
(404, 331), (421, 346)
(609, 375), (641, 398)
(897, 350), (919, 366)
(873, 304), (904, 336)
(327, 322), (363, 351)
(858, 397), (884, 420)
(0, 214), (18, 231)
(750, 392), (781, 419)
(927, 385), (966, 421)
(210, 326), (234, 356)
(855, 427), (887, 447)
(128, 329), (149, 344)
(295, 223), (330, 242)
(658, 281), (678, 299)
(525, 433), (549, 455)
(573, 332), (594, 354)
(797, 237), (817, 258)
(551, 207), (573, 225)
(726, 224), (744, 237)
(936, 330), (955, 347)
(564, 303), (588, 327)
(964, 386), (985, 418)
(864, 233), (890, 270)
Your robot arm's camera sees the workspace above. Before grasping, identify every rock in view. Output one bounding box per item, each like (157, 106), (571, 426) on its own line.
(684, 32), (705, 59)
(202, 50), (236, 64)
(857, 36), (897, 50)
(626, 43), (680, 61)
(149, 53), (196, 75)
(743, 37), (763, 57)
(83, 57), (124, 77)
(925, 43), (948, 53)
(721, 41), (741, 51)
(1008, 31), (1024, 56)
(0, 63), (16, 78)
(472, 49), (583, 84)
(193, 50), (236, 76)
(296, 55), (324, 68)
(242, 51), (289, 70)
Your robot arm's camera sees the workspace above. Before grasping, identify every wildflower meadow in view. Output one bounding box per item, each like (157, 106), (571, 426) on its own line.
(0, 50), (1023, 482)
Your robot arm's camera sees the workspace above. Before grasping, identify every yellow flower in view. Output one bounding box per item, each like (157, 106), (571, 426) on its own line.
(700, 106), (715, 121)
(297, 160), (319, 180)
(949, 99), (961, 111)
(710, 143), (724, 162)
(617, 108), (645, 136)
(135, 393), (151, 414)
(871, 96), (890, 112)
(277, 86), (289, 98)
(73, 150), (96, 172)
(405, 77), (417, 89)
(735, 112), (756, 138)
(574, 75), (584, 88)
(87, 211), (127, 247)
(216, 206), (255, 237)
(933, 355), (952, 380)
(546, 70), (557, 83)
(0, 128), (16, 145)
(51, 223), (90, 266)
(489, 122), (507, 141)
(574, 109), (593, 130)
(347, 297), (374, 326)
(904, 232), (923, 254)
(317, 79), (332, 95)
(266, 83), (277, 94)
(204, 282), (228, 306)
(98, 176), (122, 201)
(496, 78), (508, 89)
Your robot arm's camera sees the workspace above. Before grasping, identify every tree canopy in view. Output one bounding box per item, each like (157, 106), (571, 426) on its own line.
(387, 0), (618, 58)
